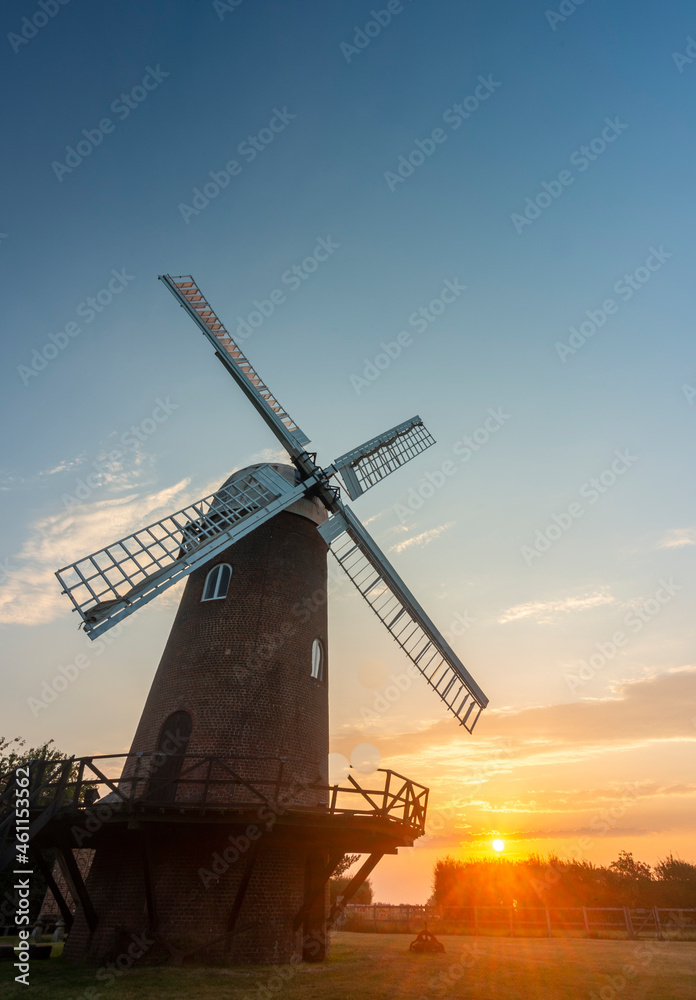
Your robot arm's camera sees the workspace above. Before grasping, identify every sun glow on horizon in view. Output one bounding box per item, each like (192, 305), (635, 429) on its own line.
(492, 839), (505, 853)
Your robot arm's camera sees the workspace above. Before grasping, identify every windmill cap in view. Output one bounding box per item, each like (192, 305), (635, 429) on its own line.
(220, 463), (328, 526)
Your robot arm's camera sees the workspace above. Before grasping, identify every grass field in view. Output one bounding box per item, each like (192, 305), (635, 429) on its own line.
(1, 932), (695, 999)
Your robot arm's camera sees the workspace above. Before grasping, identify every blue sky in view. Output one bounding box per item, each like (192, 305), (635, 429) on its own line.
(1, 0), (695, 902)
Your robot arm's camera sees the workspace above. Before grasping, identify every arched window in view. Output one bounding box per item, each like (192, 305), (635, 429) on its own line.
(147, 710), (192, 803)
(202, 563), (232, 601)
(311, 639), (324, 681)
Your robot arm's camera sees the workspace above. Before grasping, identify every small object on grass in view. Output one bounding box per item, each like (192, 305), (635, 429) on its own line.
(409, 924), (445, 954)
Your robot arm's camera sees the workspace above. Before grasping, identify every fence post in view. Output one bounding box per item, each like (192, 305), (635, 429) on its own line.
(582, 906), (590, 938)
(473, 906), (479, 936)
(545, 908), (552, 938)
(653, 906), (664, 941)
(382, 770), (391, 818)
(623, 907), (635, 939)
(373, 905), (377, 932)
(509, 907), (514, 936)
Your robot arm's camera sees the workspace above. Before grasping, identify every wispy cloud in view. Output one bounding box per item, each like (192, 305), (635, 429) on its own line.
(390, 521), (455, 554)
(498, 590), (615, 625)
(333, 667), (696, 769)
(0, 477), (204, 627)
(1, 444), (156, 496)
(0, 454), (86, 491)
(331, 669), (696, 851)
(61, 446), (158, 499)
(38, 455), (87, 478)
(659, 528), (696, 549)
(363, 510), (387, 526)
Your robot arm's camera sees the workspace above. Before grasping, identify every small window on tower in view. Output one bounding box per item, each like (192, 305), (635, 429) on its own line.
(202, 563), (232, 601)
(311, 639), (324, 681)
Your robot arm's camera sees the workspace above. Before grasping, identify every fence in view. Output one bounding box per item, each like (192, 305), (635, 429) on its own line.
(341, 904), (696, 940)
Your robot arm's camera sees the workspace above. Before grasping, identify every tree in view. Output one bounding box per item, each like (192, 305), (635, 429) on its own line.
(0, 736), (68, 776)
(332, 854), (361, 879)
(0, 737), (74, 929)
(654, 853), (696, 882)
(653, 854), (696, 907)
(430, 849), (683, 914)
(329, 876), (373, 907)
(609, 851), (653, 880)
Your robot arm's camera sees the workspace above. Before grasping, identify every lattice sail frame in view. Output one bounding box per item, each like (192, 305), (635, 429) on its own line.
(318, 506), (488, 732)
(160, 275), (310, 454)
(330, 416), (435, 500)
(56, 465), (313, 638)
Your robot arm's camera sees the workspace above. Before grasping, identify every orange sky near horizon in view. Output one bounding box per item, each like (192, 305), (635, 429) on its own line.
(2, 473), (693, 908)
(331, 663), (696, 904)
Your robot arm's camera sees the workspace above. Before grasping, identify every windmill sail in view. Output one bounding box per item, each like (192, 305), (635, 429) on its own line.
(160, 275), (310, 455)
(56, 465), (315, 639)
(330, 416), (435, 500)
(318, 505), (488, 732)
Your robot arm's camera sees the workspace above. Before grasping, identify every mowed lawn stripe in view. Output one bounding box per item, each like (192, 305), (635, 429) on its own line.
(1, 932), (695, 999)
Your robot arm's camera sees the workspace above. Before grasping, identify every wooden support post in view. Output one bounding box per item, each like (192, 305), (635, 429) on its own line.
(56, 844), (97, 933)
(292, 851), (343, 933)
(623, 906), (635, 939)
(545, 908), (552, 938)
(225, 843), (259, 945)
(473, 906), (479, 936)
(509, 907), (514, 936)
(300, 850), (338, 963)
(31, 851), (74, 931)
(653, 906), (664, 941)
(140, 830), (159, 933)
(582, 906), (590, 937)
(328, 854), (384, 927)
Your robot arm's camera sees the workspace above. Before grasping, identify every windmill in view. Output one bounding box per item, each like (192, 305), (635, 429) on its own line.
(57, 275), (488, 733)
(42, 275), (489, 966)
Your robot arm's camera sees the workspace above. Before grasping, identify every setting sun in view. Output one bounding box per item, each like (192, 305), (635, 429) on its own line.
(492, 839), (505, 853)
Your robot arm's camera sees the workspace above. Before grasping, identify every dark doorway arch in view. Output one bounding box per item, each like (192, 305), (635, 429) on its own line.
(147, 710), (192, 803)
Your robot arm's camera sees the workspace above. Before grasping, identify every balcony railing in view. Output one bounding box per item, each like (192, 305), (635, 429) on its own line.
(0, 754), (428, 868)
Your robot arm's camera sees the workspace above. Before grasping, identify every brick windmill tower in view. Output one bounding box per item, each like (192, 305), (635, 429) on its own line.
(45, 275), (489, 965)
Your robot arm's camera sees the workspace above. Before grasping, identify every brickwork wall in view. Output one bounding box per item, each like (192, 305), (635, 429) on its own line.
(125, 506), (329, 793)
(63, 826), (313, 964)
(66, 498), (332, 964)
